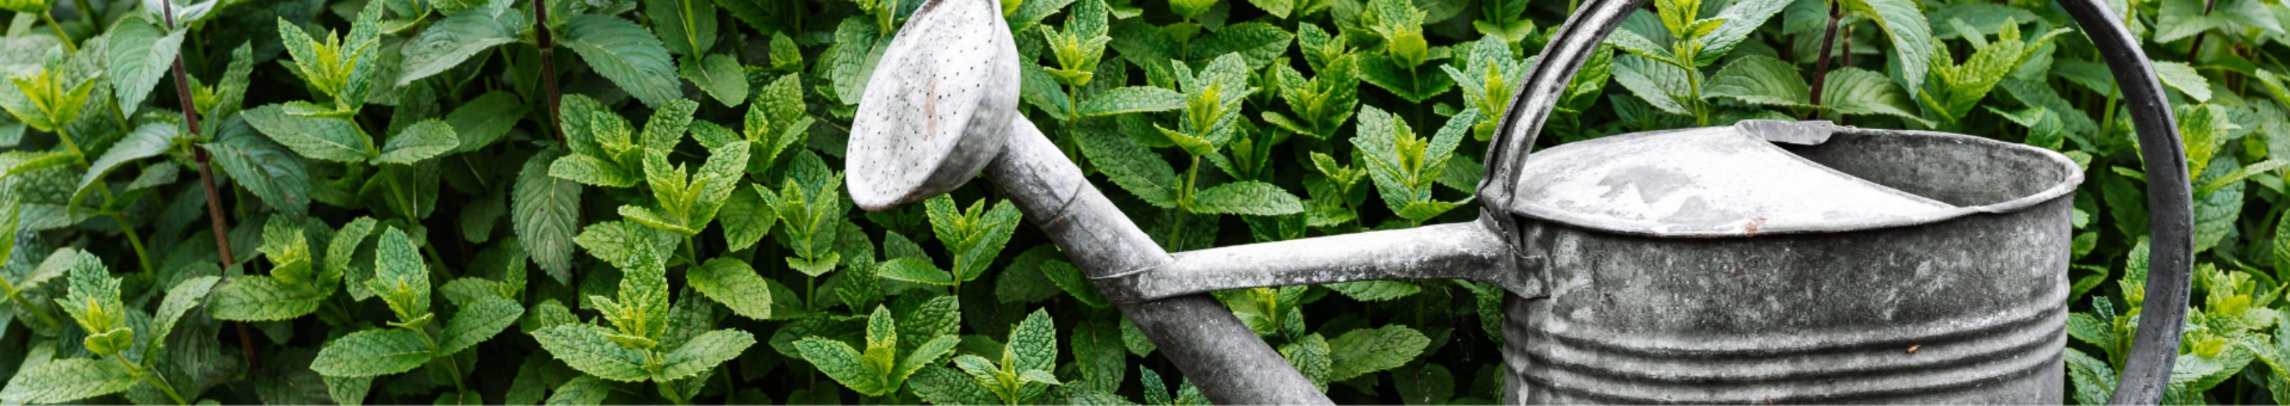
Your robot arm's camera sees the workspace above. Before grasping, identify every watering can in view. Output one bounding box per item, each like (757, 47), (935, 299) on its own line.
(841, 0), (2194, 402)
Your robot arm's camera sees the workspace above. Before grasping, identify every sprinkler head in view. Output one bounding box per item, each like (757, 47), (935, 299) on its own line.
(846, 0), (1021, 211)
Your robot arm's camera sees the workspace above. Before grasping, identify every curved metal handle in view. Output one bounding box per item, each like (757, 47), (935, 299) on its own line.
(1476, 0), (2192, 402)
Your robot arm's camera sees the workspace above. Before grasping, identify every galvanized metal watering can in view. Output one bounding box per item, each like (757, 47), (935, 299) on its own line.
(841, 0), (2196, 403)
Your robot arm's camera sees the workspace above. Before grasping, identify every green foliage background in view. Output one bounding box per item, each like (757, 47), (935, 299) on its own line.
(0, 0), (2284, 401)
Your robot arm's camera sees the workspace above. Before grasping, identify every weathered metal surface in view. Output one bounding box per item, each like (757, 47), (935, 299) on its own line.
(845, 0), (1018, 210)
(838, 0), (2193, 402)
(2054, 1), (2195, 402)
(984, 116), (1333, 404)
(1098, 221), (1526, 303)
(1500, 130), (2073, 404)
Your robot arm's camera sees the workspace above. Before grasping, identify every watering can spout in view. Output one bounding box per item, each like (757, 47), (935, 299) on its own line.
(1099, 221), (1536, 303)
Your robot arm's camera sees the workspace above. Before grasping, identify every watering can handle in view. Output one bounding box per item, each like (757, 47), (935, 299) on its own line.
(1473, 0), (2194, 402)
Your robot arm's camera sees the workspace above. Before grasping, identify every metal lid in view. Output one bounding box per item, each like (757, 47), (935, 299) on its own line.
(1505, 122), (1964, 237)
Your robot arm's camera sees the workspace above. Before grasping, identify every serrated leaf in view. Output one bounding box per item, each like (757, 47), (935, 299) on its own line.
(210, 276), (329, 321)
(439, 296), (524, 355)
(549, 154), (639, 187)
(2153, 61), (2211, 103)
(75, 123), (177, 208)
(1841, 0), (1931, 96)
(719, 185), (777, 252)
(1009, 309), (1057, 373)
(208, 119), (313, 217)
(444, 92), (526, 152)
(1705, 55), (1807, 107)
(0, 357), (137, 403)
(1823, 68), (1930, 125)
(794, 337), (890, 395)
(1074, 124), (1178, 207)
(576, 220), (674, 269)
(875, 257), (955, 286)
(533, 324), (653, 382)
(682, 55), (749, 108)
(656, 329), (754, 381)
(105, 20), (186, 117)
(374, 119), (460, 164)
(1324, 280), (1420, 302)
(398, 13), (516, 85)
(245, 104), (372, 162)
(1191, 181), (1303, 215)
(562, 15), (684, 108)
(689, 258), (773, 320)
(1327, 325), (1428, 381)
(1077, 86), (1183, 117)
(373, 227), (432, 321)
(515, 149), (582, 283)
(150, 276), (220, 347)
(311, 329), (434, 377)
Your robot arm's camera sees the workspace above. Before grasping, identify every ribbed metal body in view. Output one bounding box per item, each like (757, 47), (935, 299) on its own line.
(1497, 130), (2072, 404)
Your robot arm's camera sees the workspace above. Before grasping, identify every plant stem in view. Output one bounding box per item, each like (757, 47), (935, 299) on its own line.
(40, 11), (77, 52)
(53, 127), (156, 274)
(159, 0), (262, 368)
(0, 280), (63, 330)
(532, 0), (566, 146)
(1808, 0), (1842, 109)
(412, 328), (468, 394)
(2185, 0), (2218, 60)
(115, 355), (189, 404)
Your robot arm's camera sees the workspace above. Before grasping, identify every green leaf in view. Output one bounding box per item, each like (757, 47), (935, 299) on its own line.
(444, 92), (527, 152)
(689, 258), (773, 320)
(0, 357), (138, 403)
(150, 276), (220, 346)
(1822, 68), (1930, 125)
(1612, 56), (1693, 116)
(1078, 86), (1183, 117)
(545, 376), (611, 405)
(875, 257), (956, 286)
(311, 329), (434, 377)
(1324, 280), (1421, 302)
(549, 154), (640, 187)
(1074, 124), (1178, 207)
(719, 185), (778, 252)
(1705, 55), (1807, 107)
(1841, 0), (1932, 96)
(1009, 309), (1058, 374)
(2153, 61), (2212, 103)
(210, 276), (329, 321)
(647, 0), (719, 55)
(656, 329), (754, 381)
(439, 296), (525, 355)
(910, 366), (999, 405)
(1696, 0), (1789, 64)
(1327, 325), (1429, 381)
(562, 15), (685, 108)
(794, 337), (890, 396)
(208, 119), (313, 217)
(1190, 181), (1304, 215)
(2065, 348), (2116, 405)
(682, 55), (750, 108)
(515, 149), (583, 283)
(576, 220), (675, 269)
(533, 324), (654, 382)
(325, 217), (379, 289)
(76, 123), (178, 208)
(374, 119), (461, 164)
(245, 104), (373, 162)
(373, 227), (433, 321)
(1038, 257), (1109, 308)
(398, 13), (517, 85)
(105, 20), (186, 117)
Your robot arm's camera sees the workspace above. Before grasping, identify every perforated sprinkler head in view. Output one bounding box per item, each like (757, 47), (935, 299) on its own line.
(845, 0), (1021, 211)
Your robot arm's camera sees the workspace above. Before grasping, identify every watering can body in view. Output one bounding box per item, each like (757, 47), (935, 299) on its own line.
(1493, 127), (2078, 403)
